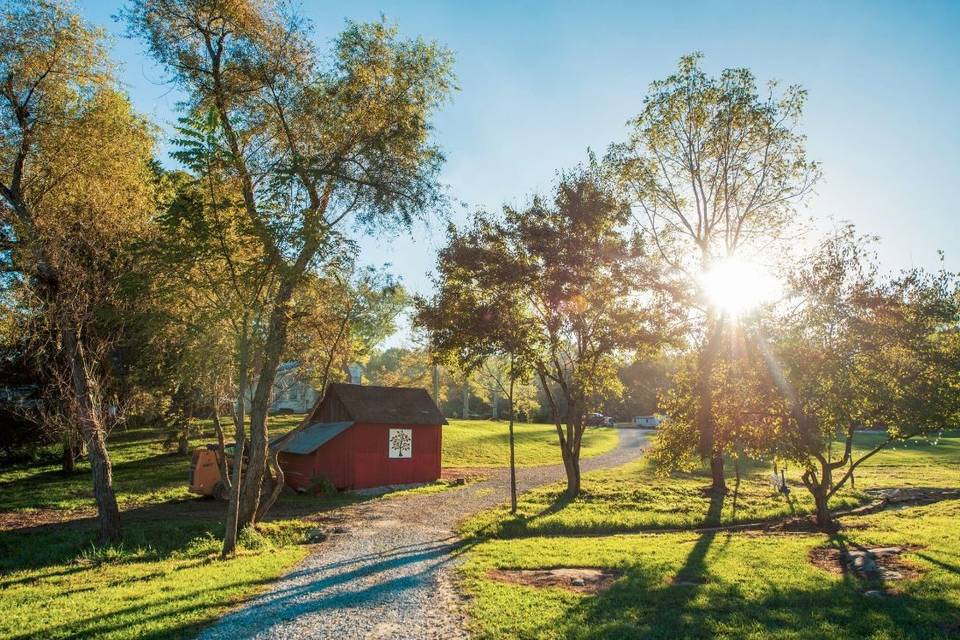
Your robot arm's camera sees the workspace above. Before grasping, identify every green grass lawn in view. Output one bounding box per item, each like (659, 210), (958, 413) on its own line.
(0, 516), (313, 639)
(461, 431), (960, 539)
(443, 419), (619, 468)
(459, 499), (960, 639)
(0, 416), (609, 513)
(0, 415), (306, 513)
(0, 414), (600, 639)
(458, 431), (960, 639)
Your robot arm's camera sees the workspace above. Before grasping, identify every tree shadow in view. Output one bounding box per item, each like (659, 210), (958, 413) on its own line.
(545, 517), (960, 639)
(557, 568), (960, 639)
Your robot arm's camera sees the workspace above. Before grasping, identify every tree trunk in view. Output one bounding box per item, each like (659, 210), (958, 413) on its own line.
(64, 328), (121, 544)
(698, 312), (725, 491)
(211, 405), (232, 492)
(255, 445), (285, 522)
(221, 436), (244, 557)
(222, 327), (250, 559)
(177, 426), (190, 456)
(88, 428), (122, 544)
(537, 370), (582, 499)
(238, 277), (301, 528)
(709, 453), (727, 493)
(813, 487), (831, 528)
(507, 372), (517, 514)
(61, 438), (76, 474)
(462, 380), (470, 419)
(562, 446), (581, 498)
(491, 385), (499, 420)
(431, 365), (440, 404)
(813, 464), (833, 528)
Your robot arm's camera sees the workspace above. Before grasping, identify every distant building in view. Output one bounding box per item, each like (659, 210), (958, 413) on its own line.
(245, 362), (366, 414)
(632, 415), (661, 428)
(347, 362), (363, 384)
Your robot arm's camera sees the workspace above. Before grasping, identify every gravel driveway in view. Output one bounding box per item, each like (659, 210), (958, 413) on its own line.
(199, 428), (648, 640)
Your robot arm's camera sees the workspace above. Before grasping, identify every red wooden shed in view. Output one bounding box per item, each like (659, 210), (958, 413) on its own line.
(273, 383), (447, 491)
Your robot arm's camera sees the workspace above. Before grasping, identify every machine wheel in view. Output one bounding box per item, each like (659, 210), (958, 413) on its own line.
(212, 481), (229, 501)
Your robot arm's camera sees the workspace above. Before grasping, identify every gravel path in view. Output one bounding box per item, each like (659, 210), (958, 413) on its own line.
(199, 428), (648, 640)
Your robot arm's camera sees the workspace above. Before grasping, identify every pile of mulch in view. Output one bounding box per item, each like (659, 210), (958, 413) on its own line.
(809, 545), (925, 582)
(487, 567), (621, 593)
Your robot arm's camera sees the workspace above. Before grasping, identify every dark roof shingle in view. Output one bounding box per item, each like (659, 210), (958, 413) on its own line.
(325, 383), (447, 425)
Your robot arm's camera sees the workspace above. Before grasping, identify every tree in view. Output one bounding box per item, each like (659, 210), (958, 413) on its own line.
(289, 264), (408, 393)
(762, 229), (960, 527)
(420, 163), (672, 498)
(609, 53), (820, 491)
(0, 0), (157, 543)
(416, 239), (539, 512)
(125, 0), (453, 555)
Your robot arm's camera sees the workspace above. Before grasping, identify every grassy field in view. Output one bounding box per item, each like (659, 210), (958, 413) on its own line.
(0, 414), (601, 639)
(461, 431), (960, 539)
(0, 415), (306, 513)
(0, 517), (312, 639)
(458, 431), (960, 639)
(443, 419), (618, 468)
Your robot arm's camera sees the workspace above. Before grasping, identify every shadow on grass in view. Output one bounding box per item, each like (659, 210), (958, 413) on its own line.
(554, 567), (960, 639)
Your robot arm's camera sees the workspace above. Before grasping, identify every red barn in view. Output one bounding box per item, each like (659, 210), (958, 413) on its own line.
(273, 383), (446, 491)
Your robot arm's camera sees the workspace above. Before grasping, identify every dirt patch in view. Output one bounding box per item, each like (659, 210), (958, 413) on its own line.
(0, 507), (94, 532)
(441, 468), (492, 483)
(864, 487), (960, 507)
(809, 545), (925, 582)
(487, 567), (622, 593)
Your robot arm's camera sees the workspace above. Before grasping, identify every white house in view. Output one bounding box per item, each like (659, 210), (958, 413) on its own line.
(245, 361), (365, 414)
(632, 415), (661, 428)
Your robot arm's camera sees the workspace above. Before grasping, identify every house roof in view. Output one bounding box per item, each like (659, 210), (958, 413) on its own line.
(271, 421), (354, 454)
(323, 383), (447, 425)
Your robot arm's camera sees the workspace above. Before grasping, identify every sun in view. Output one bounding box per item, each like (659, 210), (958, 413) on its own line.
(700, 257), (781, 317)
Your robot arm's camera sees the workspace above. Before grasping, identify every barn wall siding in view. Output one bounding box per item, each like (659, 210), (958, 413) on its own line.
(278, 422), (442, 491)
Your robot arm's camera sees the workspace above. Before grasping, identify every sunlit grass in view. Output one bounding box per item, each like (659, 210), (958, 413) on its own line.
(458, 431), (960, 638)
(443, 420), (618, 468)
(460, 431), (960, 539)
(0, 517), (312, 640)
(459, 499), (960, 639)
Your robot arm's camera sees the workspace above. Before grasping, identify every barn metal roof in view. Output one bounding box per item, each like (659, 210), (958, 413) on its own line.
(271, 421), (353, 455)
(320, 383), (448, 425)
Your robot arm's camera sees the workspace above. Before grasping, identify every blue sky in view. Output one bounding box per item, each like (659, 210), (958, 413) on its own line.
(81, 1), (959, 339)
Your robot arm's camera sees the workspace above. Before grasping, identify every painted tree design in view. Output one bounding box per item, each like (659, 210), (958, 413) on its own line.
(390, 430), (412, 457)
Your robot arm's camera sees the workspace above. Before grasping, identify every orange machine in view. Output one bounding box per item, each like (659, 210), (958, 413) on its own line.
(188, 445), (229, 499)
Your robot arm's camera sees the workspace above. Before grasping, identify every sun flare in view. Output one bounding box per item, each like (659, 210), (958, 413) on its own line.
(700, 258), (781, 318)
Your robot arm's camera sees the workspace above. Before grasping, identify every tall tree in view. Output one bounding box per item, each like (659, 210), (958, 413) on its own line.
(125, 0), (453, 555)
(763, 229), (960, 527)
(609, 53), (820, 491)
(421, 163), (672, 498)
(416, 240), (538, 512)
(0, 0), (157, 543)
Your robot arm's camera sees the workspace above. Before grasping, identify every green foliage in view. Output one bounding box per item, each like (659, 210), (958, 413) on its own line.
(418, 160), (674, 495)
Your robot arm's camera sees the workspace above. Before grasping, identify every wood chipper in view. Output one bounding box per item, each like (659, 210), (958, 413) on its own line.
(188, 444), (230, 500)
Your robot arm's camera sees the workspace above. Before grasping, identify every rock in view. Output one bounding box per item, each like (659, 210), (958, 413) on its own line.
(570, 577), (586, 587)
(850, 555), (878, 573)
(451, 478), (466, 486)
(867, 547), (902, 557)
(881, 570), (903, 580)
(331, 526), (349, 534)
(306, 528), (327, 543)
(864, 590), (884, 598)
